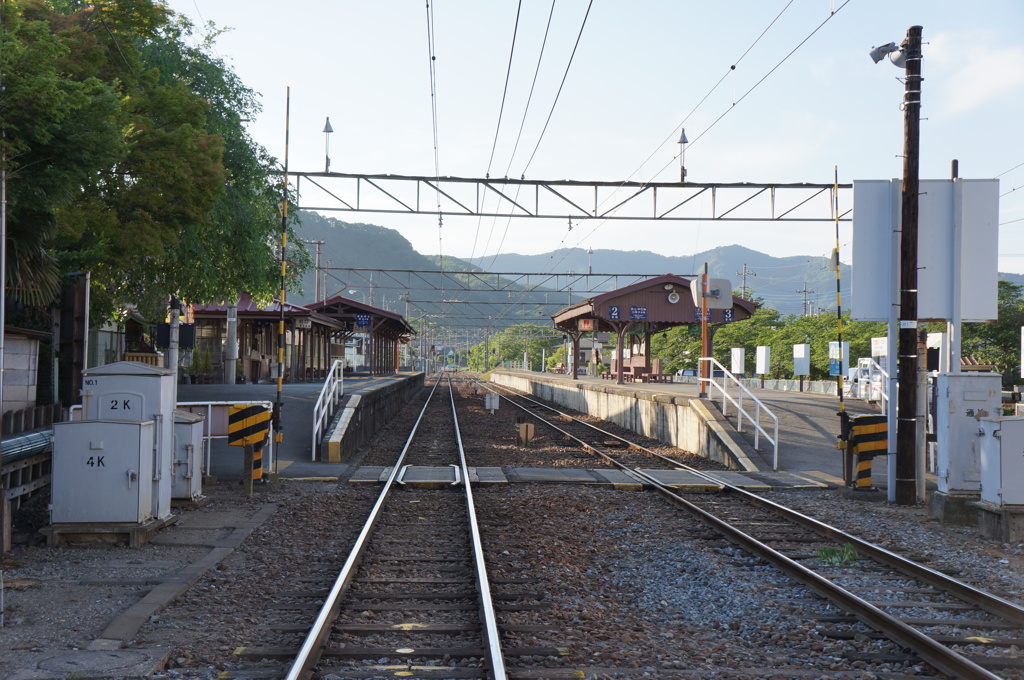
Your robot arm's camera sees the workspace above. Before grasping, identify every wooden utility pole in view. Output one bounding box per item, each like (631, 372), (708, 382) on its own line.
(896, 26), (923, 506)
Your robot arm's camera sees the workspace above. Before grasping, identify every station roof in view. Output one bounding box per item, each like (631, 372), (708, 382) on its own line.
(551, 273), (755, 333)
(307, 295), (416, 341)
(192, 293), (344, 330)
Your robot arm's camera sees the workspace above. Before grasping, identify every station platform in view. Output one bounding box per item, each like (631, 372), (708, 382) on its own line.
(487, 369), (919, 493)
(178, 372), (420, 483)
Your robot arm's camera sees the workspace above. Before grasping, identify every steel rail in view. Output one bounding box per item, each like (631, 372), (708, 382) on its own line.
(481, 379), (1009, 679)
(446, 374), (508, 680)
(283, 377), (444, 680)
(485, 378), (1024, 624)
(483, 381), (698, 471)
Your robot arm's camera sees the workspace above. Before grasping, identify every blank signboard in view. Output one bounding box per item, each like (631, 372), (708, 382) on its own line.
(851, 179), (998, 322)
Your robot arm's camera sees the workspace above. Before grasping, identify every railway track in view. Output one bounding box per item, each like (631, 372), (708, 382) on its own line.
(228, 375), (575, 680)
(482, 378), (1024, 679)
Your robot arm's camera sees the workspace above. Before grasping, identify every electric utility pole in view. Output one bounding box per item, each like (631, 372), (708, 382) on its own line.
(736, 264), (756, 298)
(896, 25), (923, 506)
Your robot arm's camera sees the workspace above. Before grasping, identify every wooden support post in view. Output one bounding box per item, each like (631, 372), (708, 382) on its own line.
(896, 25), (923, 506)
(243, 444), (254, 497)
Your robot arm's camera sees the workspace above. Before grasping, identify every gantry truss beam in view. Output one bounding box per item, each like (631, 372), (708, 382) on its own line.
(291, 172), (852, 223)
(324, 267), (664, 298)
(321, 268), (668, 332)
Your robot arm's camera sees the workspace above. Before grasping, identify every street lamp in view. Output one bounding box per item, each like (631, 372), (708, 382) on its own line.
(678, 127), (688, 182)
(323, 117), (333, 173)
(872, 26), (923, 506)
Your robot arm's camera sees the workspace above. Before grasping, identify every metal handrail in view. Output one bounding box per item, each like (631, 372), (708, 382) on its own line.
(698, 357), (779, 469)
(311, 359), (345, 459)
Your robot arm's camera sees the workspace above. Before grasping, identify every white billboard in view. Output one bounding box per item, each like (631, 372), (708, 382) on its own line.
(756, 346), (771, 375)
(851, 178), (998, 322)
(793, 344), (810, 377)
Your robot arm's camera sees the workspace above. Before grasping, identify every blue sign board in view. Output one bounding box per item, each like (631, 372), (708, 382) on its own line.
(609, 305), (620, 320)
(694, 309), (703, 323)
(724, 308), (734, 322)
(355, 313), (371, 327)
(630, 306), (647, 321)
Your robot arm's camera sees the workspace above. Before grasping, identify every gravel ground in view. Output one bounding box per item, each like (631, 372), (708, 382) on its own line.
(2, 384), (1024, 679)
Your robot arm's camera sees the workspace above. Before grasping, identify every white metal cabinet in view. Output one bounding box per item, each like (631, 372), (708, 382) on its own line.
(172, 410), (205, 500)
(979, 417), (1024, 506)
(51, 420), (155, 524)
(935, 372), (1001, 495)
(81, 361), (176, 519)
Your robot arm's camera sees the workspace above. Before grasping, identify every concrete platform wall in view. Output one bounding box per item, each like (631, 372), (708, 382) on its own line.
(321, 373), (425, 462)
(489, 371), (761, 471)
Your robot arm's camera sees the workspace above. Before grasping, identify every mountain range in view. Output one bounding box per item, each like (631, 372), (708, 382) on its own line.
(292, 211), (1022, 321)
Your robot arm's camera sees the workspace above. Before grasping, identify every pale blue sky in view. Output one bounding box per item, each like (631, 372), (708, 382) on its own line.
(165, 1), (1024, 272)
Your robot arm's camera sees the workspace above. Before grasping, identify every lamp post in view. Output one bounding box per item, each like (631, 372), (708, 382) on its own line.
(323, 117), (333, 173)
(872, 26), (923, 505)
(678, 128), (688, 182)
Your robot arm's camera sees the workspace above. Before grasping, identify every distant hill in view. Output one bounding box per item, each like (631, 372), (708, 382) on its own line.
(481, 245), (850, 317)
(293, 212), (1023, 320)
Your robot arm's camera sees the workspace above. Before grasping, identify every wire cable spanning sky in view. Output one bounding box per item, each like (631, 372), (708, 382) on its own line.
(168, 1), (1024, 273)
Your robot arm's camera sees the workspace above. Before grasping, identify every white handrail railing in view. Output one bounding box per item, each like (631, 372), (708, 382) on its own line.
(698, 357), (780, 469)
(311, 360), (346, 459)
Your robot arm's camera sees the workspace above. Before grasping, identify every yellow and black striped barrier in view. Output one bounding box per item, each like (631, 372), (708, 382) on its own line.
(849, 414), (887, 488)
(229, 404), (271, 480)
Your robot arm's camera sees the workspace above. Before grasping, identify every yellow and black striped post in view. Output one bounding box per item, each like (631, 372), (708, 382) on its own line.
(229, 405), (271, 482)
(849, 415), (887, 488)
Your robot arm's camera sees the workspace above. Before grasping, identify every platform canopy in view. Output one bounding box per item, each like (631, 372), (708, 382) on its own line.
(308, 295), (415, 375)
(550, 273), (755, 383)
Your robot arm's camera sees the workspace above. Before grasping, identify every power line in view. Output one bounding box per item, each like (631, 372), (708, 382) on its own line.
(424, 0), (445, 316)
(484, 0), (524, 178)
(517, 1), (848, 284)
(484, 0), (592, 273)
(996, 161), (1024, 178)
(476, 0), (558, 270)
(519, 0), (593, 176)
(471, 0), (525, 268)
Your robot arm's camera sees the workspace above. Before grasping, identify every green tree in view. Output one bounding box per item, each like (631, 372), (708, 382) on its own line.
(469, 324), (560, 372)
(2, 0), (307, 325)
(962, 280), (1024, 386)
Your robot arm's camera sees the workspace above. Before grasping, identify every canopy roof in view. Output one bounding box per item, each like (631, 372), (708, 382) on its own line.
(192, 293), (344, 330)
(551, 273), (755, 333)
(308, 295), (416, 341)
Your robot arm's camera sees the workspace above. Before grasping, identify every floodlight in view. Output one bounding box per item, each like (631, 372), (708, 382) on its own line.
(869, 42), (899, 64)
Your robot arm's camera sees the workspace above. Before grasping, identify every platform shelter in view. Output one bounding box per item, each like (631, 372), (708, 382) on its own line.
(551, 273), (755, 384)
(308, 296), (415, 375)
(192, 293), (344, 383)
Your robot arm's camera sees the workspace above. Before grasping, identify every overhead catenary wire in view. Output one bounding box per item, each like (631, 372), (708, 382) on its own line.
(424, 0), (446, 317)
(476, 0), (558, 270)
(470, 0), (525, 267)
(483, 0), (590, 275)
(533, 1), (850, 281)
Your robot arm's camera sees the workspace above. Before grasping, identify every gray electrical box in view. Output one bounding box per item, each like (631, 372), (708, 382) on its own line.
(172, 410), (205, 501)
(935, 372), (1001, 496)
(979, 417), (1024, 506)
(81, 361), (176, 520)
(51, 420), (155, 524)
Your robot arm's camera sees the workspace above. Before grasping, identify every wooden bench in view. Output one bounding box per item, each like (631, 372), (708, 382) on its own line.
(641, 373), (674, 384)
